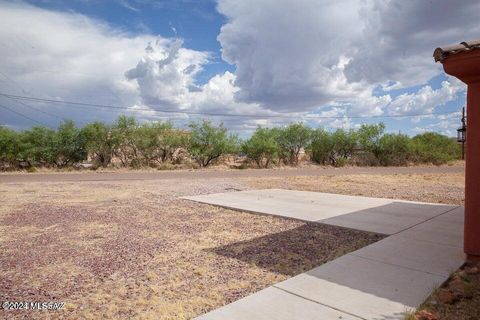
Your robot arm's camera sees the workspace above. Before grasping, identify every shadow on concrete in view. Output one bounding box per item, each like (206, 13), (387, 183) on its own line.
(208, 223), (384, 276)
(207, 201), (462, 319)
(187, 189), (457, 235)
(317, 201), (457, 235)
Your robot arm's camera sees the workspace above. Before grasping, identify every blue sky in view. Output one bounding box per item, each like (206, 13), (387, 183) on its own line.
(0, 0), (478, 137)
(24, 0), (234, 82)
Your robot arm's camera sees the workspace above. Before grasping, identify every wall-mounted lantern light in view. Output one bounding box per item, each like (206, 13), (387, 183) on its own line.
(457, 125), (466, 143)
(457, 107), (467, 160)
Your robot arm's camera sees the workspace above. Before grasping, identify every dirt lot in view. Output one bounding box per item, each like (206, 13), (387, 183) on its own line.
(0, 168), (465, 319)
(245, 171), (465, 205)
(412, 262), (480, 320)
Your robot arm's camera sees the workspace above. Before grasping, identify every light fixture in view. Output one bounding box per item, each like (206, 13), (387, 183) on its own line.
(457, 125), (466, 143)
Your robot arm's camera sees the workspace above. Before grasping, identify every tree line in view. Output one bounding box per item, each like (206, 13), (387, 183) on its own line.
(0, 116), (461, 171)
(242, 122), (460, 167)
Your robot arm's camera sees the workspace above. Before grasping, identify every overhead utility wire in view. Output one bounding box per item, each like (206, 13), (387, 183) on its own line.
(0, 103), (47, 126)
(0, 71), (62, 121)
(4, 95), (63, 120)
(0, 92), (459, 120)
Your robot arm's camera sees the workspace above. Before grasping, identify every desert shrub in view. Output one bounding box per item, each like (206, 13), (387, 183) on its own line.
(54, 120), (87, 167)
(188, 120), (239, 167)
(15, 121), (87, 168)
(357, 123), (386, 165)
(0, 127), (21, 170)
(276, 123), (312, 165)
(377, 133), (412, 166)
(310, 129), (334, 165)
(351, 151), (376, 167)
(242, 127), (279, 168)
(157, 127), (188, 164)
(81, 121), (114, 167)
(133, 123), (161, 166)
(310, 129), (356, 166)
(410, 132), (460, 165)
(26, 166), (37, 173)
(20, 126), (57, 167)
(157, 162), (175, 170)
(129, 158), (142, 169)
(0, 117), (462, 170)
(332, 129), (357, 162)
(335, 157), (348, 167)
(111, 115), (139, 167)
(135, 122), (188, 166)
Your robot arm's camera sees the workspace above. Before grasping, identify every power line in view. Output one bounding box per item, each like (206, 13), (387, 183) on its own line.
(0, 71), (27, 93)
(3, 95), (63, 120)
(0, 103), (47, 126)
(0, 71), (63, 123)
(0, 92), (459, 120)
(0, 92), (305, 118)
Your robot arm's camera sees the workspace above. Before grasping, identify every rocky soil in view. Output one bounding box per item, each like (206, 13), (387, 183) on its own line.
(0, 178), (382, 319)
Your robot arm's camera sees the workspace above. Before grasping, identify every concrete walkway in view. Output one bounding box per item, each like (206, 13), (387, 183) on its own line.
(183, 190), (465, 320)
(183, 189), (458, 234)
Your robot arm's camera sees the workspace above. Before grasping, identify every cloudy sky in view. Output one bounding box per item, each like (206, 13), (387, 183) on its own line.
(0, 0), (478, 136)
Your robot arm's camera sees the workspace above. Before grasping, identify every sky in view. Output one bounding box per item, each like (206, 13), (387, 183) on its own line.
(0, 0), (478, 137)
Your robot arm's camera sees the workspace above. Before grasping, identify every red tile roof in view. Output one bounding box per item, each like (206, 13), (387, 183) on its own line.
(434, 40), (480, 62)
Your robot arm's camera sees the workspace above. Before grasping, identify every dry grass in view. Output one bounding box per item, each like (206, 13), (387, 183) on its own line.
(0, 170), (465, 319)
(244, 172), (465, 205)
(0, 178), (382, 319)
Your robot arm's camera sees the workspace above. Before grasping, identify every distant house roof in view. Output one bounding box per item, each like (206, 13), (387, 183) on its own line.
(434, 40), (480, 62)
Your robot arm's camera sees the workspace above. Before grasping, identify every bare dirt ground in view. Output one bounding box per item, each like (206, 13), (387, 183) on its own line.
(412, 262), (480, 320)
(0, 163), (464, 183)
(0, 167), (465, 319)
(245, 171), (465, 205)
(0, 178), (382, 319)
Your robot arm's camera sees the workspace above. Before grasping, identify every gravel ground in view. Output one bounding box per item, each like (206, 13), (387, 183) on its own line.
(0, 164), (464, 183)
(413, 262), (480, 320)
(0, 170), (465, 319)
(244, 172), (465, 205)
(0, 178), (382, 320)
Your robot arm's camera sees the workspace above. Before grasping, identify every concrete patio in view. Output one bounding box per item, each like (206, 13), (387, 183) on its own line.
(183, 189), (459, 234)
(183, 190), (465, 320)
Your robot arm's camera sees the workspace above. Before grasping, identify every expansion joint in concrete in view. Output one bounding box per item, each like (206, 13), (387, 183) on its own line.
(271, 286), (366, 320)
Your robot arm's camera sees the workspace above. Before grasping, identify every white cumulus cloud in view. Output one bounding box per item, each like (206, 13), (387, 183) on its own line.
(388, 78), (465, 116)
(0, 0), (474, 135)
(216, 0), (476, 117)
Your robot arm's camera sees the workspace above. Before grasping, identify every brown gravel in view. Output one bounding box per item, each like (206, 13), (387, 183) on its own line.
(0, 178), (382, 319)
(415, 262), (480, 320)
(0, 169), (465, 319)
(243, 172), (465, 205)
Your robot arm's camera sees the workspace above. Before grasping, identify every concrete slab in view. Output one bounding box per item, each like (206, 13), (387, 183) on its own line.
(434, 206), (465, 224)
(275, 254), (446, 320)
(350, 235), (465, 277)
(182, 189), (456, 234)
(183, 191), (337, 221)
(317, 209), (428, 235)
(396, 208), (464, 248)
(187, 190), (464, 320)
(195, 286), (360, 320)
